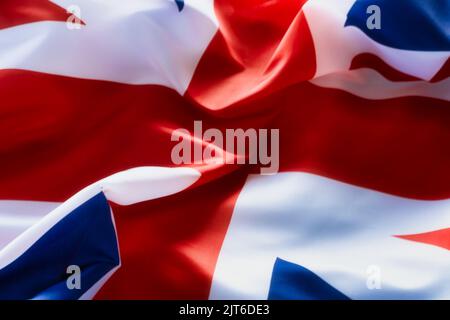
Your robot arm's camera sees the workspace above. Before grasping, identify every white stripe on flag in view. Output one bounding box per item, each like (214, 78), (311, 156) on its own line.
(310, 69), (450, 101)
(0, 201), (60, 251)
(0, 166), (201, 270)
(210, 172), (450, 300)
(0, 0), (218, 93)
(303, 0), (449, 80)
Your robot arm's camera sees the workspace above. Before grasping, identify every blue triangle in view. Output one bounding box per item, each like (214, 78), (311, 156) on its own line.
(268, 258), (350, 300)
(175, 0), (184, 12)
(345, 0), (450, 51)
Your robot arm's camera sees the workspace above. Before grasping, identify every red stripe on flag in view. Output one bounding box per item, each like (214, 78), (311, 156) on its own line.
(349, 54), (449, 83)
(275, 81), (450, 200)
(186, 0), (316, 110)
(396, 228), (450, 251)
(350, 53), (420, 82)
(95, 169), (248, 299)
(0, 69), (266, 201)
(0, 0), (72, 30)
(431, 58), (450, 83)
(0, 69), (450, 201)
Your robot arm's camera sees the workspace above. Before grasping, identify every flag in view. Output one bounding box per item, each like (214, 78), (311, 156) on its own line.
(0, 0), (449, 300)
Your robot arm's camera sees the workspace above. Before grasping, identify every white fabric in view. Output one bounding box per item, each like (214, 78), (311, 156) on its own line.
(304, 0), (449, 101)
(0, 166), (200, 268)
(0, 166), (200, 298)
(311, 69), (450, 101)
(0, 201), (60, 251)
(210, 172), (450, 300)
(100, 166), (201, 205)
(0, 0), (218, 93)
(303, 0), (449, 81)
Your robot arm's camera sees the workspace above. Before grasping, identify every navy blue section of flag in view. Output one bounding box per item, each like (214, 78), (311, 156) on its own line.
(268, 258), (350, 300)
(0, 193), (119, 300)
(345, 0), (450, 51)
(175, 0), (184, 12)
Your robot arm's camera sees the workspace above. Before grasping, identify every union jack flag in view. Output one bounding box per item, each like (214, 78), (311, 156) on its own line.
(0, 0), (448, 300)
